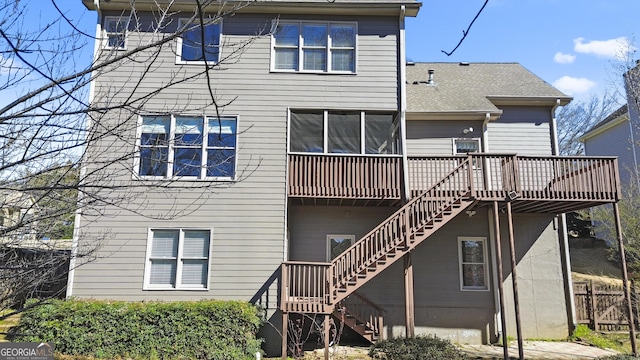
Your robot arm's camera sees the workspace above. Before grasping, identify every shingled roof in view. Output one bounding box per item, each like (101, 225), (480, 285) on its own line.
(406, 62), (571, 117)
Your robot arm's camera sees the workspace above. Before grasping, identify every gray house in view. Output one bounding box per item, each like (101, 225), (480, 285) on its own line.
(581, 62), (640, 184)
(70, 0), (623, 357)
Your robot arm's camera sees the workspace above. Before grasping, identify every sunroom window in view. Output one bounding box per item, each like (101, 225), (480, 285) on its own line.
(289, 110), (397, 155)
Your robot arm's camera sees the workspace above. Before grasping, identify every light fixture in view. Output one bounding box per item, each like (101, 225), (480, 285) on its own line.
(463, 127), (474, 134)
(465, 210), (476, 217)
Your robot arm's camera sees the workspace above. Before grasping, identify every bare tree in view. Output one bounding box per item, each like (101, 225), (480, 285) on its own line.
(0, 0), (267, 319)
(556, 93), (620, 156)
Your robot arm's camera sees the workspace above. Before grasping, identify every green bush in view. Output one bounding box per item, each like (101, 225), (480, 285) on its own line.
(369, 335), (469, 360)
(9, 299), (263, 360)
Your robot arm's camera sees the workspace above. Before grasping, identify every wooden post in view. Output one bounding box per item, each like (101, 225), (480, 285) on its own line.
(281, 312), (288, 360)
(404, 252), (415, 338)
(589, 280), (598, 330)
(614, 202), (637, 355)
(506, 202), (524, 360)
(492, 201), (509, 360)
(324, 314), (330, 360)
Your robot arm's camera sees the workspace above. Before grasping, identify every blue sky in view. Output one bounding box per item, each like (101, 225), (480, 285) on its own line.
(29, 0), (640, 104)
(406, 0), (639, 102)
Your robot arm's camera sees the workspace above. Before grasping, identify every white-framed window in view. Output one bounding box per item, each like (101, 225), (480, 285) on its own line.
(272, 21), (356, 73)
(143, 228), (212, 290)
(327, 234), (355, 261)
(103, 16), (128, 50)
(458, 237), (489, 291)
(137, 115), (237, 180)
(453, 138), (480, 155)
(289, 110), (398, 154)
(176, 18), (222, 64)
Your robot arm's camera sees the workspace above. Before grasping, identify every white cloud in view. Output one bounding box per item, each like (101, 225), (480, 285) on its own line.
(553, 52), (576, 64)
(552, 76), (596, 95)
(573, 37), (636, 59)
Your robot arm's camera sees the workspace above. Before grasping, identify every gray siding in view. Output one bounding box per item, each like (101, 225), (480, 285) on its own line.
(288, 205), (399, 262)
(486, 106), (553, 155)
(406, 120), (485, 155)
(584, 121), (636, 182)
(71, 11), (400, 305)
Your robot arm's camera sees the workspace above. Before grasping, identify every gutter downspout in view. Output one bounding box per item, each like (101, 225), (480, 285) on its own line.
(483, 112), (504, 342)
(398, 5), (410, 202)
(67, 2), (102, 298)
(550, 98), (577, 332)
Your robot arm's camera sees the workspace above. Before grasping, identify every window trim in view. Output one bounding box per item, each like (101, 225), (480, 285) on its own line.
(175, 18), (223, 65)
(287, 109), (399, 155)
(458, 236), (490, 291)
(271, 20), (357, 74)
(134, 114), (238, 181)
(103, 16), (128, 50)
(452, 138), (481, 155)
(326, 234), (355, 262)
(143, 228), (213, 291)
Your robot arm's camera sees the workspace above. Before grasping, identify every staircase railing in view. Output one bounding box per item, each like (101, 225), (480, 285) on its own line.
(331, 157), (471, 303)
(337, 291), (385, 340)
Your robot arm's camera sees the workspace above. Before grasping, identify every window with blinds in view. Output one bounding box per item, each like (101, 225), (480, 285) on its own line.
(144, 229), (211, 290)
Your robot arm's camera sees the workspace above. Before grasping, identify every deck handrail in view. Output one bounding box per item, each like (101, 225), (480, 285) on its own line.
(408, 154), (620, 202)
(288, 154), (403, 199)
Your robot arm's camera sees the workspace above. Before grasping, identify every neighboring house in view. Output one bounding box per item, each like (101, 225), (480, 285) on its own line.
(70, 0), (623, 357)
(580, 104), (638, 184)
(581, 61), (640, 184)
(0, 190), (37, 242)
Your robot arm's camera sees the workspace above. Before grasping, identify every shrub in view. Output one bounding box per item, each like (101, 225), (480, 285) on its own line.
(369, 335), (469, 360)
(10, 299), (263, 360)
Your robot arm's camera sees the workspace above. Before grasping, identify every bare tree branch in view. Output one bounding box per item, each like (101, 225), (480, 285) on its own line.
(441, 0), (488, 56)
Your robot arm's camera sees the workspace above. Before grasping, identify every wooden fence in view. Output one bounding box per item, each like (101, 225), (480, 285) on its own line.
(574, 281), (640, 331)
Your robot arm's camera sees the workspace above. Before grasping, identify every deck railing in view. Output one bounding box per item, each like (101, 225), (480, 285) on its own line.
(408, 154), (620, 202)
(288, 154), (403, 199)
(281, 261), (331, 313)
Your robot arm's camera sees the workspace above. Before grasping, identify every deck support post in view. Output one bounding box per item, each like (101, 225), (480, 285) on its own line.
(506, 202), (524, 360)
(324, 314), (330, 360)
(281, 312), (288, 360)
(404, 252), (415, 338)
(492, 202), (509, 360)
(614, 202), (638, 356)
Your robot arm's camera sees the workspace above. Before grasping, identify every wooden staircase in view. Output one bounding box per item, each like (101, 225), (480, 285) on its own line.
(281, 157), (477, 341)
(333, 291), (385, 342)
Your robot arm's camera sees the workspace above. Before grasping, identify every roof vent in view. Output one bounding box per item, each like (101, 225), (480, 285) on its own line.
(427, 69), (435, 84)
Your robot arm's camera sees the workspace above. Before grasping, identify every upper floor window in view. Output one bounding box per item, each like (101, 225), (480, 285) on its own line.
(137, 115), (237, 180)
(454, 139), (480, 155)
(289, 110), (398, 155)
(104, 16), (128, 50)
(144, 228), (211, 290)
(177, 19), (221, 63)
(458, 237), (489, 291)
(272, 21), (356, 73)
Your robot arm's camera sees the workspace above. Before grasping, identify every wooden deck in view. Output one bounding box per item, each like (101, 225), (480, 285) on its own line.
(288, 153), (620, 213)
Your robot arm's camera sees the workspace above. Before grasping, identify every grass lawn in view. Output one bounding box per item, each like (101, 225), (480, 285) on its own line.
(0, 311), (20, 342)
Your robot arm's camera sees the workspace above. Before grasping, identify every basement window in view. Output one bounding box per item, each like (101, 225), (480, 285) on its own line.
(458, 237), (489, 291)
